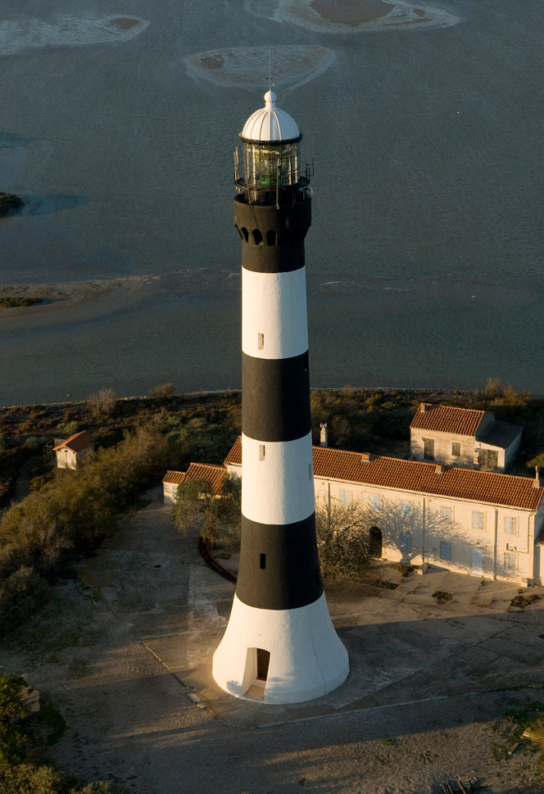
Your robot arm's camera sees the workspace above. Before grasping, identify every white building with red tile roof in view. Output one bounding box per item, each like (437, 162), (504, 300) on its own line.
(53, 431), (94, 470)
(410, 403), (522, 472)
(224, 436), (544, 585)
(162, 463), (226, 504)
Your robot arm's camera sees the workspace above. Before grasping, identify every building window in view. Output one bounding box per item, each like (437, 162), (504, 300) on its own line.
(423, 438), (435, 460)
(440, 506), (453, 524)
(440, 542), (452, 560)
(472, 511), (485, 530)
(339, 490), (351, 507)
(401, 532), (412, 553)
(259, 445), (266, 461)
(257, 333), (264, 349)
(260, 553), (266, 569)
(369, 494), (382, 512)
(504, 516), (517, 535)
(452, 442), (461, 457)
(400, 500), (413, 517)
(504, 552), (516, 571)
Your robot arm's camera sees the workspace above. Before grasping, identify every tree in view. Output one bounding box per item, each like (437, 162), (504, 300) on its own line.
(173, 474), (241, 546)
(148, 383), (175, 400)
(315, 499), (372, 580)
(0, 674), (32, 766)
(87, 388), (116, 417)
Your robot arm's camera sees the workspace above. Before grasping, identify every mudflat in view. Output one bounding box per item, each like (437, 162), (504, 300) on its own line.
(1, 0), (544, 402)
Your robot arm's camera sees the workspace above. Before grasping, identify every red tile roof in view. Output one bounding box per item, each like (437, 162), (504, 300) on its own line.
(410, 404), (486, 436)
(165, 463), (226, 494)
(224, 438), (242, 466)
(162, 470), (187, 485)
(224, 437), (544, 511)
(53, 431), (94, 454)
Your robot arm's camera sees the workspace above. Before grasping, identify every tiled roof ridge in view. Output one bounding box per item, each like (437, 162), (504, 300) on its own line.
(421, 403), (484, 413)
(187, 462), (226, 469)
(53, 430), (94, 452)
(317, 445), (540, 485)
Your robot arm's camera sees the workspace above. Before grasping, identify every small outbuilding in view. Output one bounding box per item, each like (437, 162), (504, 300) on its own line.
(163, 462), (226, 504)
(53, 431), (94, 470)
(410, 403), (522, 472)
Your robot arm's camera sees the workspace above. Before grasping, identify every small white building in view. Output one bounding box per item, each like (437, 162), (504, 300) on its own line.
(162, 463), (226, 504)
(53, 431), (94, 470)
(224, 437), (544, 585)
(410, 403), (522, 472)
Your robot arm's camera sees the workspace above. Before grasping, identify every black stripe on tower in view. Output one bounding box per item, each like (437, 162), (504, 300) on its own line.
(236, 514), (323, 610)
(234, 195), (311, 275)
(242, 351), (311, 442)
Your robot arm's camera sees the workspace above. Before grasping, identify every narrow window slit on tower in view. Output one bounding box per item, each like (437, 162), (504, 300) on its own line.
(241, 227), (249, 242)
(259, 444), (266, 461)
(258, 333), (265, 349)
(260, 554), (266, 569)
(253, 229), (263, 245)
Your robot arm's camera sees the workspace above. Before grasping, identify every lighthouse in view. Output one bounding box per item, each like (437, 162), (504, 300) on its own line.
(212, 91), (349, 704)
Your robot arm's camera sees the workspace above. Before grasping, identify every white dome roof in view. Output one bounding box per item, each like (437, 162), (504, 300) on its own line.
(241, 91), (301, 143)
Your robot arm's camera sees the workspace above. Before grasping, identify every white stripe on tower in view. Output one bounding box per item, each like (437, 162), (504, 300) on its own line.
(242, 268), (308, 360)
(241, 434), (314, 526)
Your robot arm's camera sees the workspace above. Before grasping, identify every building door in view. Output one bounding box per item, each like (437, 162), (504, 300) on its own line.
(256, 649), (270, 682)
(480, 449), (498, 470)
(423, 438), (435, 460)
(369, 527), (383, 558)
(472, 547), (484, 577)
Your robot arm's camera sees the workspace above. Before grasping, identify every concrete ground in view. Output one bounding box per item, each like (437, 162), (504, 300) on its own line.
(2, 489), (544, 793)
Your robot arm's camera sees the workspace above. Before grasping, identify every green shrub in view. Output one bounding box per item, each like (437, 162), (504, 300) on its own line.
(0, 763), (126, 793)
(0, 674), (32, 766)
(0, 568), (50, 636)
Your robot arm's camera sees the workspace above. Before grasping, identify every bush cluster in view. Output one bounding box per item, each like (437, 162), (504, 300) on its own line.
(0, 426), (169, 635)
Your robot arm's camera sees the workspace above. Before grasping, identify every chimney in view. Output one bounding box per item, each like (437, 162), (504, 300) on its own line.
(360, 452), (373, 463)
(420, 403), (427, 413)
(320, 423), (328, 448)
(533, 466), (541, 489)
(435, 464), (444, 475)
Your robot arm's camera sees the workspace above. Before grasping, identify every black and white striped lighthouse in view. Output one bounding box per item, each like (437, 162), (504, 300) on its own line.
(212, 91), (349, 704)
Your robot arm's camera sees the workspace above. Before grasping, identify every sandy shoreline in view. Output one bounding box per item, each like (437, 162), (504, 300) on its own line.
(0, 269), (537, 328)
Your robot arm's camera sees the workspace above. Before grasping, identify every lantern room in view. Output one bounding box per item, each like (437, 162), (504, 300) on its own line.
(234, 91), (312, 206)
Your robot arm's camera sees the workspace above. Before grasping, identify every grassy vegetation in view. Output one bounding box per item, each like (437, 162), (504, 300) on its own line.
(0, 192), (24, 215)
(0, 297), (43, 309)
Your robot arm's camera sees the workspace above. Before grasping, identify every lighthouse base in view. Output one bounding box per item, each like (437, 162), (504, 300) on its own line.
(212, 593), (349, 704)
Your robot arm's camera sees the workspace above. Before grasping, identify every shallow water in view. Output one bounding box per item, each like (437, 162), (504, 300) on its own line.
(1, 0), (543, 403)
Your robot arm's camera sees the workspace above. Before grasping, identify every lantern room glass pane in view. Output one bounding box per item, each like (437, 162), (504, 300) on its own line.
(243, 142), (300, 189)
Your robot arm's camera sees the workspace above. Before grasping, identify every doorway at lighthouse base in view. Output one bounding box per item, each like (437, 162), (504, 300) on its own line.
(242, 647), (271, 700)
(212, 593), (349, 704)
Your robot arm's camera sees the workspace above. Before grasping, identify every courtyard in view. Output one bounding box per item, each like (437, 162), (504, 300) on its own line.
(2, 489), (544, 793)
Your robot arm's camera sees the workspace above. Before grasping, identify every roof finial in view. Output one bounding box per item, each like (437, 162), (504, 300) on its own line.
(264, 50), (276, 107)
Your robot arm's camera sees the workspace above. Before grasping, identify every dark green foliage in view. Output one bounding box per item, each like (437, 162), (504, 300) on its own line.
(0, 297), (41, 309)
(0, 193), (24, 215)
(173, 474), (241, 545)
(0, 674), (31, 765)
(0, 763), (126, 793)
(0, 427), (169, 632)
(0, 568), (50, 637)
